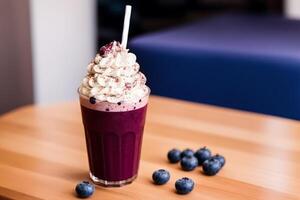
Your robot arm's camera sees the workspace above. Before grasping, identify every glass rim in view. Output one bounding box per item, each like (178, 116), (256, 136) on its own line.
(78, 86), (151, 104)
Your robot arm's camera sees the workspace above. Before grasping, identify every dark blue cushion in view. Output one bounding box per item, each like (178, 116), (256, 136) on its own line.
(130, 14), (300, 120)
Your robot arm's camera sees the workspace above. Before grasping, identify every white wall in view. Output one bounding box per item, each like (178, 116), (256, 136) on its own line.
(285, 0), (300, 19)
(30, 0), (96, 104)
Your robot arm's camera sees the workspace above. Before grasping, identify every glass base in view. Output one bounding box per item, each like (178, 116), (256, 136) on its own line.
(89, 172), (137, 187)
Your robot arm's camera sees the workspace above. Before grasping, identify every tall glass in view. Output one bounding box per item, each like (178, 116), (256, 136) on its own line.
(79, 92), (149, 187)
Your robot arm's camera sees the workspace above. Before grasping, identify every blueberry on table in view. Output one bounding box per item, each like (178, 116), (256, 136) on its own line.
(180, 155), (198, 171)
(167, 148), (181, 163)
(212, 154), (226, 167)
(194, 146), (212, 165)
(202, 158), (222, 176)
(175, 177), (195, 194)
(75, 181), (94, 198)
(152, 169), (171, 185)
(181, 148), (194, 158)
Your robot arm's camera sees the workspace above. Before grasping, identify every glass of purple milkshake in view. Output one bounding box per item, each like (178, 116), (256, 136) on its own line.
(78, 41), (150, 187)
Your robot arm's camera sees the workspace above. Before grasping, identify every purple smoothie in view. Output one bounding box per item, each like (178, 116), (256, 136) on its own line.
(80, 103), (147, 186)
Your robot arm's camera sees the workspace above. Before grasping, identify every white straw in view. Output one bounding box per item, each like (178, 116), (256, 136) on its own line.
(121, 5), (132, 49)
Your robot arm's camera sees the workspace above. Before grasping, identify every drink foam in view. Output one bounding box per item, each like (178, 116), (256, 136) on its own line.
(79, 41), (149, 105)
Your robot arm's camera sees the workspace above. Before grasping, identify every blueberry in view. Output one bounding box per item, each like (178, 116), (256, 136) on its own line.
(89, 97), (96, 104)
(99, 46), (106, 56)
(181, 148), (194, 158)
(212, 154), (226, 167)
(167, 149), (181, 163)
(202, 158), (222, 176)
(99, 42), (113, 56)
(175, 177), (194, 194)
(75, 181), (94, 198)
(194, 146), (212, 165)
(152, 169), (170, 185)
(180, 155), (198, 171)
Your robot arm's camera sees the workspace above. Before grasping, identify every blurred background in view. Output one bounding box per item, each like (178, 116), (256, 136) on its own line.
(1, 0), (300, 119)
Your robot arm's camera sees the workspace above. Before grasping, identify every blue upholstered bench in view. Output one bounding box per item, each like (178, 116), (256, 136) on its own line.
(130, 14), (300, 120)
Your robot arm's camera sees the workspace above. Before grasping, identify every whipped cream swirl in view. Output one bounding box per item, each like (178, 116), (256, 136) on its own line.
(79, 41), (149, 104)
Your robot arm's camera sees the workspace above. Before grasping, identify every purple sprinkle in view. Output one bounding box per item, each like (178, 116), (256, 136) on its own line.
(117, 102), (121, 105)
(139, 99), (142, 102)
(106, 108), (109, 111)
(134, 107), (136, 109)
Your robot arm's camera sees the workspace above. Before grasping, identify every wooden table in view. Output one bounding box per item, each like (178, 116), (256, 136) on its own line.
(0, 96), (299, 200)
